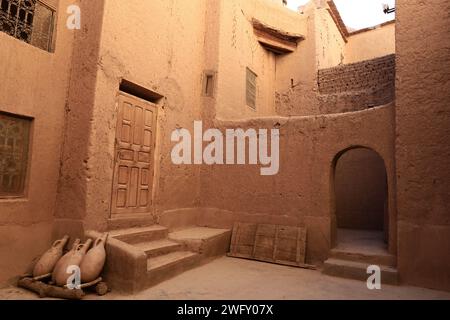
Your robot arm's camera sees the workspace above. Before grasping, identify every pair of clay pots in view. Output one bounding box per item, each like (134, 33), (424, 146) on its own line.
(33, 234), (108, 287)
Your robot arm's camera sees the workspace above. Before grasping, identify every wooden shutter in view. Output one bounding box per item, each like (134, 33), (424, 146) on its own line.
(246, 68), (257, 109)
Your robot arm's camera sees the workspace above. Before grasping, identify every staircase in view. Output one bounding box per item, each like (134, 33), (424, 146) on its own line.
(322, 230), (399, 285)
(323, 249), (399, 285)
(108, 223), (202, 289)
(86, 214), (231, 293)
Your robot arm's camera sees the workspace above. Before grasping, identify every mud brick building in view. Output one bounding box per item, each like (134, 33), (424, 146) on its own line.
(0, 0), (449, 293)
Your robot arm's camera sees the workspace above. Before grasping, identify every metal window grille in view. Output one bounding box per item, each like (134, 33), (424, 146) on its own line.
(0, 112), (31, 197)
(0, 0), (55, 51)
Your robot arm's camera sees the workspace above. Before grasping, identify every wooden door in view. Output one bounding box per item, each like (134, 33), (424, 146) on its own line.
(111, 93), (157, 215)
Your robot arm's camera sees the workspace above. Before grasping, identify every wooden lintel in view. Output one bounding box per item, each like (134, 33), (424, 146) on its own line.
(252, 18), (305, 54)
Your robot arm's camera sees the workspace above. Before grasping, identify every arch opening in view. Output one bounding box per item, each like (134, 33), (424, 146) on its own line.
(332, 147), (389, 254)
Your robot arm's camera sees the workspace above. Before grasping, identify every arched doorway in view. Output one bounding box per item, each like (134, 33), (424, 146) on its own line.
(332, 147), (389, 253)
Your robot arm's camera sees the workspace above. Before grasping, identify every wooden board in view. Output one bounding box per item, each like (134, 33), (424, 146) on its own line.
(229, 222), (258, 259)
(253, 224), (278, 262)
(229, 223), (311, 268)
(274, 225), (307, 267)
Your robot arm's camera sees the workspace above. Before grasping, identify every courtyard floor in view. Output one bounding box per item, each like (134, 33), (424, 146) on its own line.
(1, 257), (449, 300)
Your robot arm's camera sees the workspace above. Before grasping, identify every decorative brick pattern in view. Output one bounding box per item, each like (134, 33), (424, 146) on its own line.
(318, 54), (396, 113)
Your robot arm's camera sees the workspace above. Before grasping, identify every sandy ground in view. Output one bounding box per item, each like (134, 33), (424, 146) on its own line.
(1, 257), (449, 300)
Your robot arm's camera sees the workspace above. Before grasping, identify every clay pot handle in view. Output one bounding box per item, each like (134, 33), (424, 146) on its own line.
(94, 233), (109, 247)
(52, 240), (62, 247)
(71, 239), (81, 250)
(76, 239), (93, 252)
(52, 235), (70, 248)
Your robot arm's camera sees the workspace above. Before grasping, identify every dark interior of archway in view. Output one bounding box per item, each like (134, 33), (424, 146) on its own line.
(334, 148), (389, 252)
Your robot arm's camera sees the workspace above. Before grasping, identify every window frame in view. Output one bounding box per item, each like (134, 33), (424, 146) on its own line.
(0, 111), (33, 199)
(202, 70), (217, 98)
(0, 0), (57, 52)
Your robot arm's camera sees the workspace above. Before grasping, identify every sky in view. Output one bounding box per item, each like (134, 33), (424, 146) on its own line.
(286, 0), (396, 30)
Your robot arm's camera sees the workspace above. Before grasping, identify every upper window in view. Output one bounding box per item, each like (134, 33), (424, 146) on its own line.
(246, 68), (257, 110)
(0, 112), (32, 198)
(0, 0), (56, 52)
(202, 71), (216, 98)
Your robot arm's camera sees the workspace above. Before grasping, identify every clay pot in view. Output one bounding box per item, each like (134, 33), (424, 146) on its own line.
(33, 235), (70, 277)
(52, 239), (92, 287)
(80, 233), (108, 283)
(50, 239), (80, 283)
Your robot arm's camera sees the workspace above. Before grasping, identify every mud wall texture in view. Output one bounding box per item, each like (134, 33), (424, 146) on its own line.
(54, 0), (105, 238)
(275, 3), (318, 117)
(317, 54), (396, 114)
(54, 0), (210, 233)
(276, 2), (395, 117)
(0, 0), (75, 285)
(198, 105), (396, 264)
(215, 0), (306, 120)
(395, 0), (450, 291)
(335, 148), (387, 231)
(345, 22), (396, 64)
(315, 5), (346, 69)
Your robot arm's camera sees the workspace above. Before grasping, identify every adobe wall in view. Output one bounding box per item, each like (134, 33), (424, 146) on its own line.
(215, 0), (306, 120)
(54, 0), (106, 237)
(315, 4), (346, 69)
(275, 2), (396, 117)
(395, 0), (450, 291)
(275, 3), (318, 116)
(54, 0), (309, 234)
(345, 22), (396, 65)
(54, 0), (211, 232)
(275, 1), (345, 117)
(317, 54), (396, 113)
(0, 0), (75, 285)
(197, 104), (396, 263)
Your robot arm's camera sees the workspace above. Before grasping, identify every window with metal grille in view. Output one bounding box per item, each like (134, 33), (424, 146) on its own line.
(0, 0), (55, 52)
(0, 112), (31, 198)
(246, 67), (257, 109)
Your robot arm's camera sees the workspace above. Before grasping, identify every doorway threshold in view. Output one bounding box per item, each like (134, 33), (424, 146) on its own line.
(336, 228), (388, 255)
(330, 228), (396, 266)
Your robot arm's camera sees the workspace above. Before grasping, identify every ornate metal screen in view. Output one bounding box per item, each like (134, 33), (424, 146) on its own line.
(0, 0), (55, 51)
(0, 113), (31, 197)
(0, 0), (36, 43)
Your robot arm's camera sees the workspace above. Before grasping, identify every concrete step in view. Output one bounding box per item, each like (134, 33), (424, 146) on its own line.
(330, 248), (397, 267)
(110, 225), (168, 244)
(108, 213), (155, 230)
(134, 239), (183, 258)
(169, 227), (232, 257)
(146, 251), (200, 287)
(323, 258), (399, 285)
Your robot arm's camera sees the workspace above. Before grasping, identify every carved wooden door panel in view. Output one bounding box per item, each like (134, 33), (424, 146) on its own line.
(111, 94), (157, 215)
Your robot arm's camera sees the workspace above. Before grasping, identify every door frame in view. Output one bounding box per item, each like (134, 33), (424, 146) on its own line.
(329, 146), (397, 256)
